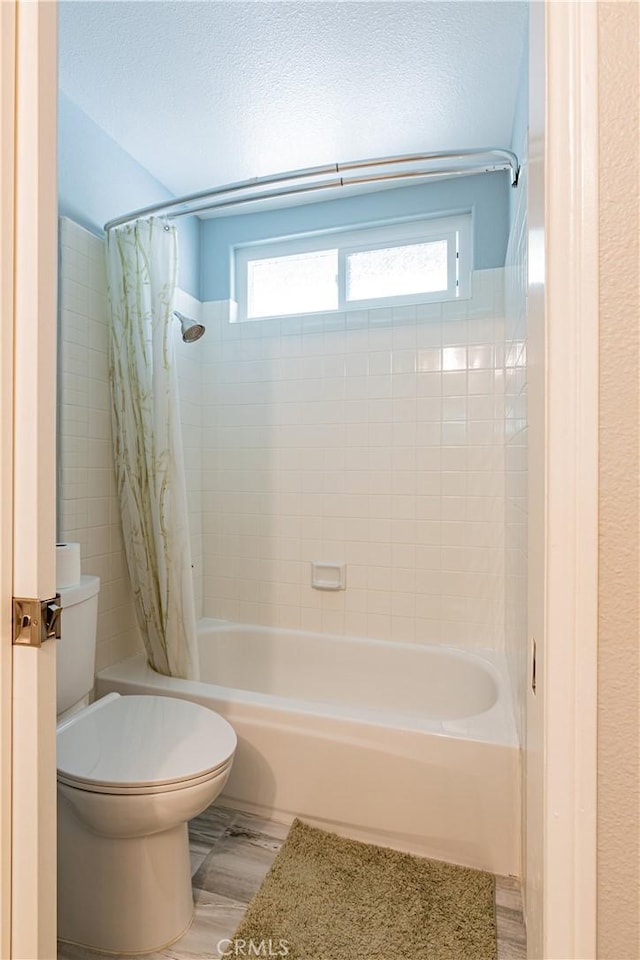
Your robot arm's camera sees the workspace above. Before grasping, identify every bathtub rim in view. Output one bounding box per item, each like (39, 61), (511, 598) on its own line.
(98, 619), (518, 747)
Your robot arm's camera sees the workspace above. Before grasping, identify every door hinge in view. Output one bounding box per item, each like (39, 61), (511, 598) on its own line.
(12, 595), (62, 647)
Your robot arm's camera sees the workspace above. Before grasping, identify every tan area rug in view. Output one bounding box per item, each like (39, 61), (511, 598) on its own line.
(226, 819), (496, 960)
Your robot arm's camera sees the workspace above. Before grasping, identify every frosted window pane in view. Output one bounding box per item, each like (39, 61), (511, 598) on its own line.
(247, 249), (338, 318)
(346, 240), (448, 301)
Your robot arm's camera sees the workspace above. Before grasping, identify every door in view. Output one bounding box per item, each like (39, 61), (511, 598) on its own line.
(0, 2), (58, 957)
(526, 2), (599, 957)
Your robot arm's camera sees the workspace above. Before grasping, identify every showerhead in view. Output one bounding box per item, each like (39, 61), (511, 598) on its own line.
(174, 310), (205, 343)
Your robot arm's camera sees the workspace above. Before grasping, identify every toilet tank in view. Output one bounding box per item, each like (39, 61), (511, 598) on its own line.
(57, 576), (100, 716)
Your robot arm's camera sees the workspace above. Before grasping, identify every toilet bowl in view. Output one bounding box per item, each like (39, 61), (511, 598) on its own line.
(57, 692), (236, 955)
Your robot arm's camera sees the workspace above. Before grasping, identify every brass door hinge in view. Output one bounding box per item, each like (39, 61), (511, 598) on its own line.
(12, 596), (62, 647)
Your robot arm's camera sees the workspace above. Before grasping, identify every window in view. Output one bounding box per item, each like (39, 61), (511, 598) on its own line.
(234, 215), (472, 322)
(247, 249), (338, 319)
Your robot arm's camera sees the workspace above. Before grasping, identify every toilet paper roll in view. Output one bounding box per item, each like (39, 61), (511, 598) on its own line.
(56, 542), (81, 589)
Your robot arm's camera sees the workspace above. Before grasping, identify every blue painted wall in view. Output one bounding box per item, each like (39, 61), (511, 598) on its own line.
(200, 172), (511, 301)
(58, 93), (200, 298)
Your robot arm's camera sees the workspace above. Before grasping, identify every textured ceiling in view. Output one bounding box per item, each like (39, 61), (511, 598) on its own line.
(59, 1), (527, 199)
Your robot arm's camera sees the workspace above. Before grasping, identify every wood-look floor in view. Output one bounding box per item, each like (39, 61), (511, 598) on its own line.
(57, 803), (527, 960)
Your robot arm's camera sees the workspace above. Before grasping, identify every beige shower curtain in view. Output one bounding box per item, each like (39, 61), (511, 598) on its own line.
(106, 217), (199, 680)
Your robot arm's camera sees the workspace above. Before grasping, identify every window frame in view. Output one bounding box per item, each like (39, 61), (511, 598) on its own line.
(233, 213), (473, 323)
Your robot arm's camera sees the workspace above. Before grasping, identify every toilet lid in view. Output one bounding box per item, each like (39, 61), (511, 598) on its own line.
(57, 694), (237, 791)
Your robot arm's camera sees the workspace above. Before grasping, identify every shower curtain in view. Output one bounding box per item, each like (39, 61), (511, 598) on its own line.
(106, 218), (199, 680)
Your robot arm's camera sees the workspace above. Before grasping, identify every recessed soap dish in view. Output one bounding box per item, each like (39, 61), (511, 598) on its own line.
(311, 561), (346, 591)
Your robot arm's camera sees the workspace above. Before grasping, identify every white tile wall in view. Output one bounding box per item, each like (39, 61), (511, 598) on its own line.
(175, 289), (204, 618)
(199, 270), (507, 652)
(58, 218), (141, 671)
(59, 218), (515, 667)
(504, 154), (529, 742)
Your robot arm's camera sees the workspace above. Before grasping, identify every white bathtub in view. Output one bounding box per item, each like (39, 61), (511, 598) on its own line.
(97, 620), (520, 875)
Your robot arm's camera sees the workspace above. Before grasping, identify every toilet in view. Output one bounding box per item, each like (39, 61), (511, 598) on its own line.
(56, 576), (237, 955)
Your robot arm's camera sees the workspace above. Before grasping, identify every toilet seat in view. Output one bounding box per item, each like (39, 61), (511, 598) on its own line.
(57, 757), (234, 795)
(57, 693), (237, 795)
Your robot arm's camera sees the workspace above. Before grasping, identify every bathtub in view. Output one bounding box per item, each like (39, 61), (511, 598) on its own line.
(97, 620), (520, 876)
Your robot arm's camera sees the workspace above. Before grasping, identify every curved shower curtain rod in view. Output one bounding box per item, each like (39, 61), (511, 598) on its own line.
(104, 147), (520, 232)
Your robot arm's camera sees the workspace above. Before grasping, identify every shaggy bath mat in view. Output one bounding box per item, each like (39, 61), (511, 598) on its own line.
(226, 819), (496, 960)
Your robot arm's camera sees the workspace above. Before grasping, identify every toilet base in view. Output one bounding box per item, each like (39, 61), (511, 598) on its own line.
(57, 792), (194, 955)
(58, 913), (194, 958)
